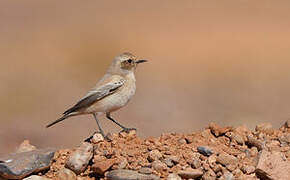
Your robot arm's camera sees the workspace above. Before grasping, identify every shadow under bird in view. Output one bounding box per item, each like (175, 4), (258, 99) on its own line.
(46, 52), (147, 137)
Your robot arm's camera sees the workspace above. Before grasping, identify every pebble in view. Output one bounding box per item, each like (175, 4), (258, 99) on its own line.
(177, 169), (203, 179)
(166, 173), (182, 180)
(197, 146), (213, 156)
(241, 165), (255, 174)
(163, 158), (174, 167)
(65, 142), (93, 174)
(92, 158), (117, 175)
(57, 168), (77, 180)
(0, 148), (55, 179)
(255, 123), (274, 135)
(208, 122), (232, 136)
(148, 150), (162, 162)
(23, 175), (51, 180)
(91, 132), (104, 143)
(247, 135), (265, 151)
(216, 153), (238, 166)
(106, 169), (160, 180)
(138, 167), (153, 175)
(16, 140), (36, 153)
(152, 160), (167, 173)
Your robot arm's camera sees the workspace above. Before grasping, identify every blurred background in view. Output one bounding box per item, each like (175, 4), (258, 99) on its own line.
(1, 1), (290, 155)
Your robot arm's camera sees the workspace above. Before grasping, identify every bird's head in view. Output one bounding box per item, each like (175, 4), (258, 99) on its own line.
(108, 52), (147, 75)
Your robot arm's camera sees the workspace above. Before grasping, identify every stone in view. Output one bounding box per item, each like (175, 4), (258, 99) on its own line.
(223, 172), (234, 180)
(197, 146), (213, 156)
(16, 140), (36, 153)
(0, 148), (55, 179)
(65, 142), (93, 174)
(256, 150), (290, 180)
(246, 135), (264, 151)
(57, 168), (77, 180)
(166, 173), (182, 180)
(138, 167), (153, 175)
(256, 123), (274, 135)
(92, 158), (117, 175)
(177, 169), (203, 179)
(163, 158), (174, 168)
(216, 153), (238, 166)
(241, 165), (255, 175)
(23, 175), (51, 180)
(148, 150), (162, 162)
(208, 122), (232, 136)
(106, 169), (160, 180)
(152, 160), (167, 173)
(91, 132), (104, 143)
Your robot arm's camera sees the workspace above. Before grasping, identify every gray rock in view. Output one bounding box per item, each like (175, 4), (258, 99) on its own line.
(223, 172), (234, 180)
(23, 175), (51, 180)
(106, 169), (160, 180)
(177, 169), (203, 179)
(163, 158), (174, 168)
(197, 146), (213, 156)
(166, 173), (181, 180)
(65, 142), (93, 174)
(0, 148), (55, 179)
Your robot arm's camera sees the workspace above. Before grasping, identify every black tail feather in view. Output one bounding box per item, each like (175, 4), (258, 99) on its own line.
(46, 115), (69, 128)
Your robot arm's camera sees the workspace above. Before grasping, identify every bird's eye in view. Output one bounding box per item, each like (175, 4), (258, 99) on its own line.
(127, 59), (133, 63)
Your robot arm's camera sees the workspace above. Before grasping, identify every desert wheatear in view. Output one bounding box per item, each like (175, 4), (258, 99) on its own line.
(46, 52), (147, 137)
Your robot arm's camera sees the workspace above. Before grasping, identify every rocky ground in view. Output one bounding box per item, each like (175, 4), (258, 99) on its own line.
(1, 120), (290, 180)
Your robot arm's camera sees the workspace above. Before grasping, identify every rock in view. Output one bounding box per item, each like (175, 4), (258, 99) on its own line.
(208, 122), (232, 136)
(148, 150), (162, 162)
(106, 169), (159, 180)
(163, 158), (174, 168)
(241, 165), (255, 175)
(65, 142), (93, 174)
(216, 153), (238, 166)
(256, 123), (274, 135)
(91, 132), (104, 143)
(285, 119), (290, 128)
(223, 172), (234, 180)
(119, 129), (137, 139)
(92, 158), (116, 175)
(23, 175), (51, 180)
(16, 140), (36, 153)
(197, 146), (213, 156)
(177, 169), (203, 179)
(246, 135), (265, 151)
(0, 148), (55, 179)
(57, 168), (77, 180)
(151, 160), (167, 173)
(256, 150), (290, 180)
(166, 173), (182, 180)
(138, 167), (153, 175)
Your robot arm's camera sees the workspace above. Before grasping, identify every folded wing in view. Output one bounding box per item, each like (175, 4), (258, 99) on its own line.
(63, 75), (125, 115)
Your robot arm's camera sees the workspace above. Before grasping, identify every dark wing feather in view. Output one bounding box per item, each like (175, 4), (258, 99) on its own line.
(63, 79), (124, 115)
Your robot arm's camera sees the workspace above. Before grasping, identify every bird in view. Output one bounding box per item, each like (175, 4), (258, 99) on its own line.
(46, 52), (147, 138)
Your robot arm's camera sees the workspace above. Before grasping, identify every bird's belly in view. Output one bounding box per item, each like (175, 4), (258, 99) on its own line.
(86, 82), (136, 113)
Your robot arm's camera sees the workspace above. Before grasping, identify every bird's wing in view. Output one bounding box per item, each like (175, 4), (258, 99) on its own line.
(63, 75), (125, 115)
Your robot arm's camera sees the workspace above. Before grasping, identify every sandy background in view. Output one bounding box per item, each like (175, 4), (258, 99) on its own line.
(1, 1), (290, 155)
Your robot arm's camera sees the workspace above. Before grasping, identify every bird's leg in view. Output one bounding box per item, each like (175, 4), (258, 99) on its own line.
(106, 112), (136, 133)
(93, 113), (106, 138)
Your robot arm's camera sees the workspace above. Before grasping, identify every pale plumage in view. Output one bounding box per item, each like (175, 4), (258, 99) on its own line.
(46, 52), (147, 138)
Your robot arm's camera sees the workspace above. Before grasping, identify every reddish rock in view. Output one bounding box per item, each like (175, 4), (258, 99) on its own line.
(216, 153), (238, 166)
(256, 150), (290, 180)
(92, 158), (117, 175)
(209, 122), (232, 137)
(177, 169), (204, 179)
(57, 168), (77, 180)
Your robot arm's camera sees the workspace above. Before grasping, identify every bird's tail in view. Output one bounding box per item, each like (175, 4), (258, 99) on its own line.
(46, 114), (71, 128)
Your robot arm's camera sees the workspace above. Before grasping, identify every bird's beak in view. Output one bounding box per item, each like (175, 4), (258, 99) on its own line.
(136, 59), (148, 64)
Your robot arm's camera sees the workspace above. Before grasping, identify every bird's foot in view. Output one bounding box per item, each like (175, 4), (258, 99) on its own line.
(121, 127), (137, 133)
